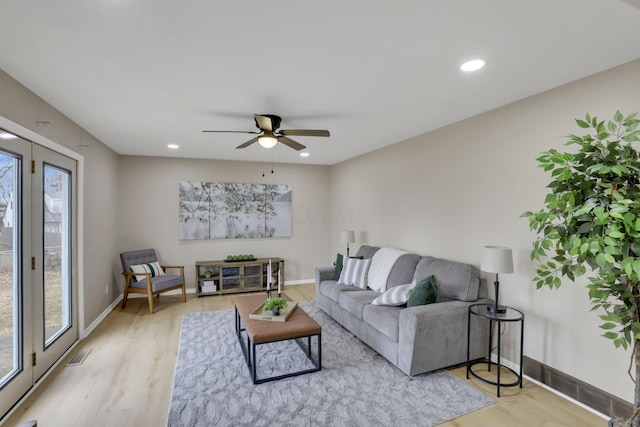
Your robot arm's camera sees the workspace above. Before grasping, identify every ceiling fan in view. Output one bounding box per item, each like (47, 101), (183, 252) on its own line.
(202, 114), (330, 151)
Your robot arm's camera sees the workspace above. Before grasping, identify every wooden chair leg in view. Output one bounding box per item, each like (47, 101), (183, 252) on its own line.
(182, 284), (186, 303)
(122, 290), (129, 308)
(122, 278), (131, 309)
(147, 292), (154, 314)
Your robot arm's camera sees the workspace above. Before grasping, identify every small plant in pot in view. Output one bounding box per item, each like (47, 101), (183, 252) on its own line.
(263, 297), (288, 316)
(204, 270), (213, 278)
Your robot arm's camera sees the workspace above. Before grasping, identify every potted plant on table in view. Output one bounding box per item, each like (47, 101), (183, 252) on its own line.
(522, 111), (640, 427)
(263, 297), (288, 316)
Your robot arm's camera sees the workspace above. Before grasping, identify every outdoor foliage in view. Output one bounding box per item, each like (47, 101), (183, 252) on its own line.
(522, 111), (640, 352)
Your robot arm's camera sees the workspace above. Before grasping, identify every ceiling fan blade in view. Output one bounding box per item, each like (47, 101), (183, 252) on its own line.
(236, 136), (259, 149)
(254, 114), (274, 131)
(279, 129), (330, 137)
(202, 130), (260, 134)
(278, 136), (306, 151)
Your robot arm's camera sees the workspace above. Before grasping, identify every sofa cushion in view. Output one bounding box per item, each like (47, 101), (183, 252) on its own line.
(386, 253), (422, 289)
(130, 274), (182, 292)
(319, 280), (360, 303)
(363, 304), (402, 342)
(412, 257), (480, 302)
(338, 257), (371, 289)
(367, 247), (409, 292)
(339, 290), (379, 319)
(407, 276), (437, 307)
(331, 253), (344, 281)
(355, 245), (380, 259)
(372, 280), (416, 306)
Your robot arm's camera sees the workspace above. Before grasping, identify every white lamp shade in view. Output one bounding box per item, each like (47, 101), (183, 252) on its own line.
(481, 246), (514, 274)
(340, 229), (355, 244)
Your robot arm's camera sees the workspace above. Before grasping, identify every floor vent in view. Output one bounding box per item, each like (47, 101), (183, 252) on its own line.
(66, 348), (92, 366)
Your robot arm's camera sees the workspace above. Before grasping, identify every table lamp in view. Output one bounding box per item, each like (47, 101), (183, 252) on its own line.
(481, 246), (514, 315)
(341, 230), (355, 257)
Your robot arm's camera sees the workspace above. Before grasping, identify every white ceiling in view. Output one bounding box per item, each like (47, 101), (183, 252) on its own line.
(1, 0), (640, 166)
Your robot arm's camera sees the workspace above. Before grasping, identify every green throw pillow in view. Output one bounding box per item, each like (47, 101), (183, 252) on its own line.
(407, 276), (437, 307)
(331, 253), (344, 281)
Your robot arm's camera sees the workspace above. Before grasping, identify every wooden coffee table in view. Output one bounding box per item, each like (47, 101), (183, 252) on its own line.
(235, 294), (322, 384)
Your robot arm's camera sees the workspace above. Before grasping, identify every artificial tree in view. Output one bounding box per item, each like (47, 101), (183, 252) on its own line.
(522, 111), (640, 426)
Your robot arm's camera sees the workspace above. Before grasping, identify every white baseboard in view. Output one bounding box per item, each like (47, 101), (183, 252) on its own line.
(283, 279), (314, 286)
(81, 295), (122, 339)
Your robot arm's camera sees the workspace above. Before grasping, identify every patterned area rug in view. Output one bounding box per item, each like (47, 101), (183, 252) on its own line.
(167, 300), (493, 426)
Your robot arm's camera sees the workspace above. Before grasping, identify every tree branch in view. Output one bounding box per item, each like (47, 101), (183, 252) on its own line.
(630, 339), (637, 384)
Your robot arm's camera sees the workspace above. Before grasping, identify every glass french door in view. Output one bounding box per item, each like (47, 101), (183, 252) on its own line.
(0, 130), (77, 418)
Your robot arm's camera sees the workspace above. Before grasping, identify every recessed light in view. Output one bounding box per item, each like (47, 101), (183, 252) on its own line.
(300, 152), (310, 157)
(168, 144), (179, 149)
(460, 59), (485, 72)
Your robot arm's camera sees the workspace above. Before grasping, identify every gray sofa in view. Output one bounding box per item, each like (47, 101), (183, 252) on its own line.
(315, 245), (491, 376)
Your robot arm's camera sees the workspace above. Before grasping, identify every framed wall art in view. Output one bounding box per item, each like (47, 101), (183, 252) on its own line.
(179, 181), (292, 240)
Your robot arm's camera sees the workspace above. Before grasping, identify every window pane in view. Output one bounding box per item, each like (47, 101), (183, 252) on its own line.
(43, 165), (71, 346)
(0, 151), (21, 385)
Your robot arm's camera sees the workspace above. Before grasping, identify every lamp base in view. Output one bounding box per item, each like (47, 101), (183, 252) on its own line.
(487, 305), (507, 315)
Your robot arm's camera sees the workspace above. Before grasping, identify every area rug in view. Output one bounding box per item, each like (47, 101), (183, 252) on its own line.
(167, 301), (493, 427)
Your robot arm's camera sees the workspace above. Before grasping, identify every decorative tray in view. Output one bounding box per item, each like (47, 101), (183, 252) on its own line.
(249, 301), (298, 322)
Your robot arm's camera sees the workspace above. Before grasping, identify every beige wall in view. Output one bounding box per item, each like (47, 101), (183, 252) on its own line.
(0, 69), (120, 328)
(116, 156), (331, 289)
(330, 59), (640, 402)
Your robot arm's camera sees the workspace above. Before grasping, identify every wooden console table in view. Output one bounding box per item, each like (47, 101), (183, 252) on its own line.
(195, 258), (284, 297)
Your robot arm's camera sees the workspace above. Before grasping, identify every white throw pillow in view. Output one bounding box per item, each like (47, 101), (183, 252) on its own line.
(338, 257), (372, 289)
(371, 280), (417, 306)
(130, 261), (165, 282)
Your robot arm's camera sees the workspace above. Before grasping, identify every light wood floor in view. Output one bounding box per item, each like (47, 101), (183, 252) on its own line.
(3, 283), (606, 427)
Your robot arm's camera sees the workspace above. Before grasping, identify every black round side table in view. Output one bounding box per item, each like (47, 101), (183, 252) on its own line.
(466, 303), (524, 397)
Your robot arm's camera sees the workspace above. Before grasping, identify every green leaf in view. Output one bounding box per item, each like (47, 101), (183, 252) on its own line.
(608, 229), (624, 239)
(614, 111), (623, 122)
(577, 222), (592, 234)
(600, 322), (617, 330)
(632, 259), (640, 277)
(595, 253), (607, 268)
(576, 119), (590, 128)
(603, 331), (618, 340)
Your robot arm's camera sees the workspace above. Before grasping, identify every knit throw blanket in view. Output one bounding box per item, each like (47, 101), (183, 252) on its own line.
(367, 247), (408, 292)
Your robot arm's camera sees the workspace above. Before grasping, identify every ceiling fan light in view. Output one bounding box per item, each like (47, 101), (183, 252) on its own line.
(258, 135), (278, 148)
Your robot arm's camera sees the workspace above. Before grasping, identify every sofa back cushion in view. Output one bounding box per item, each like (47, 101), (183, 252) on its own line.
(412, 256), (480, 302)
(355, 245), (380, 259)
(356, 246), (421, 290)
(386, 253), (421, 289)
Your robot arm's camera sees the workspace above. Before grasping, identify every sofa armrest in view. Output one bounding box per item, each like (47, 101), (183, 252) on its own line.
(314, 266), (335, 299)
(398, 298), (492, 375)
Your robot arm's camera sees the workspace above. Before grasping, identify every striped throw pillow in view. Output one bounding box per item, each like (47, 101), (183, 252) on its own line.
(130, 261), (165, 282)
(371, 280), (417, 306)
(338, 257), (371, 289)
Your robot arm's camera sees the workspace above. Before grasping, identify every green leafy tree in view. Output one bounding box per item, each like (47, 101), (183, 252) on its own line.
(522, 111), (640, 426)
